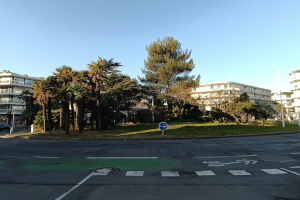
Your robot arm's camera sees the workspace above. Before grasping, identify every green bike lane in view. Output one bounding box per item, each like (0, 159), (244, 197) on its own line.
(0, 157), (182, 171)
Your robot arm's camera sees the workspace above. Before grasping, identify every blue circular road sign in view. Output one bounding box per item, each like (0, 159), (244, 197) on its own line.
(159, 122), (168, 131)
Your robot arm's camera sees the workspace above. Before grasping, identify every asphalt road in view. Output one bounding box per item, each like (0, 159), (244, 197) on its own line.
(0, 133), (300, 200)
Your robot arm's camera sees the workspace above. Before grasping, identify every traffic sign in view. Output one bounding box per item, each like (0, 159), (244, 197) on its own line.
(159, 122), (167, 131)
(159, 122), (167, 136)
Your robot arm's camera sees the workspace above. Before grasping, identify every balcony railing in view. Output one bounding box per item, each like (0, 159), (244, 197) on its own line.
(0, 80), (10, 84)
(12, 80), (33, 86)
(0, 109), (24, 114)
(0, 89), (23, 94)
(0, 99), (24, 104)
(0, 80), (33, 86)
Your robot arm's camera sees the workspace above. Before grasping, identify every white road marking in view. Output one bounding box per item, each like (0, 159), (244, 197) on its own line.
(229, 170), (251, 176)
(194, 154), (258, 159)
(126, 171), (144, 176)
(290, 152), (300, 155)
(34, 156), (60, 159)
(5, 156), (60, 159)
(93, 168), (111, 176)
(261, 169), (287, 175)
(290, 166), (300, 169)
(161, 171), (180, 177)
(195, 170), (216, 176)
(281, 168), (300, 176)
(55, 173), (94, 200)
(86, 157), (159, 159)
(236, 159), (257, 165)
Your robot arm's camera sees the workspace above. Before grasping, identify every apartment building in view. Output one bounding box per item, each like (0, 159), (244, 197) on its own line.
(191, 81), (272, 111)
(0, 70), (39, 125)
(290, 69), (300, 112)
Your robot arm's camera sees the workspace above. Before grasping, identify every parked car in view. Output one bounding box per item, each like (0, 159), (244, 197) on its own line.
(0, 124), (10, 131)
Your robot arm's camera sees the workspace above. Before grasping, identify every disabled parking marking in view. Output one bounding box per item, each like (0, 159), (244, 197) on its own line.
(261, 169), (287, 175)
(229, 170), (251, 176)
(195, 170), (216, 176)
(161, 171), (180, 177)
(126, 171), (144, 176)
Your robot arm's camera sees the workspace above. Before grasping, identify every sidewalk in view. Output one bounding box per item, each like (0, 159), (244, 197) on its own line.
(0, 130), (34, 138)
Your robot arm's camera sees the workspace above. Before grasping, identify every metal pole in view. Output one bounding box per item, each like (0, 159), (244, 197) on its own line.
(277, 68), (285, 127)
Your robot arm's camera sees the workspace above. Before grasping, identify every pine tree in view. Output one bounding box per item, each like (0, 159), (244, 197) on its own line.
(139, 36), (199, 120)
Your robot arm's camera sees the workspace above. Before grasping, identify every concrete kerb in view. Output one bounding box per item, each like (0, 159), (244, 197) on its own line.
(20, 131), (300, 140)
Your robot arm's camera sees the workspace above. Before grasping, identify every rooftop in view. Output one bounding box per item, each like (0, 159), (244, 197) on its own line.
(198, 81), (271, 91)
(0, 70), (41, 80)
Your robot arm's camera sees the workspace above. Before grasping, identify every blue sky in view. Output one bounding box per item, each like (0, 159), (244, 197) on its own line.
(1, 0), (299, 93)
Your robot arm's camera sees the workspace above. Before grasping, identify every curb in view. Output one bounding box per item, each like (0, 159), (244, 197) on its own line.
(18, 131), (300, 140)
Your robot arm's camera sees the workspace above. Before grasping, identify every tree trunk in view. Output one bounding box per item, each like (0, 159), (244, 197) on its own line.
(71, 99), (75, 131)
(42, 104), (47, 132)
(167, 100), (172, 121)
(65, 102), (70, 134)
(59, 107), (64, 130)
(76, 100), (81, 131)
(26, 118), (29, 130)
(47, 97), (52, 132)
(96, 95), (102, 131)
(80, 97), (85, 132)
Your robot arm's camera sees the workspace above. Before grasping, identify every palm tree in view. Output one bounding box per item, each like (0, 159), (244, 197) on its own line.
(87, 57), (122, 131)
(53, 66), (75, 134)
(31, 78), (48, 132)
(73, 70), (90, 132)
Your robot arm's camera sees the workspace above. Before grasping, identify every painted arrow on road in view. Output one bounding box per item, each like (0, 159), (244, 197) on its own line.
(236, 159), (257, 165)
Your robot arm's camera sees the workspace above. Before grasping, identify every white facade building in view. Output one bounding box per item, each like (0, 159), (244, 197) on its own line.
(191, 81), (272, 111)
(290, 69), (300, 112)
(0, 70), (39, 125)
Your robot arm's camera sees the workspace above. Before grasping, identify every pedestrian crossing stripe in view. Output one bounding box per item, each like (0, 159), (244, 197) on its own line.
(91, 168), (291, 177)
(261, 169), (287, 174)
(229, 170), (251, 176)
(126, 171), (144, 176)
(161, 171), (180, 177)
(195, 170), (216, 176)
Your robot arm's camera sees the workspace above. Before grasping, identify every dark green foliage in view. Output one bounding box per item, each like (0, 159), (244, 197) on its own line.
(139, 36), (199, 120)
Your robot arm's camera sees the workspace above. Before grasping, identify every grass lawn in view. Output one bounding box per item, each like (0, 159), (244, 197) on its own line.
(28, 121), (300, 139)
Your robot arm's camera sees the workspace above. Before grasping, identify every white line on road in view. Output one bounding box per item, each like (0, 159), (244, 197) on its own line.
(194, 154), (258, 159)
(261, 169), (287, 175)
(126, 171), (144, 176)
(229, 170), (251, 176)
(290, 166), (300, 169)
(195, 170), (216, 176)
(86, 157), (159, 159)
(281, 168), (300, 176)
(55, 173), (94, 200)
(161, 171), (180, 177)
(5, 156), (60, 159)
(290, 152), (300, 155)
(34, 156), (60, 159)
